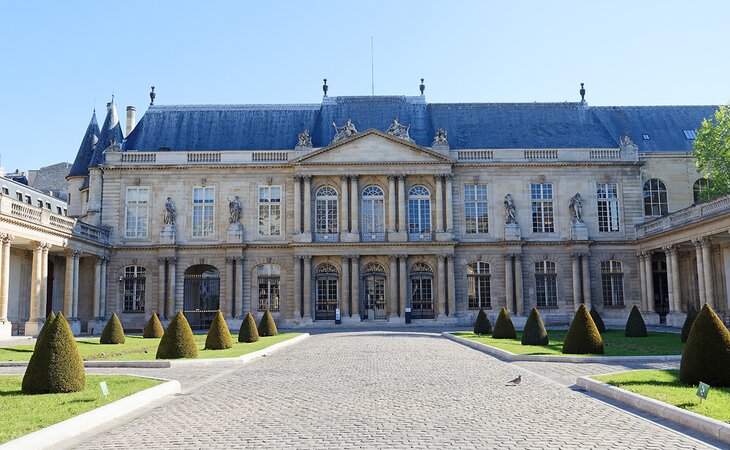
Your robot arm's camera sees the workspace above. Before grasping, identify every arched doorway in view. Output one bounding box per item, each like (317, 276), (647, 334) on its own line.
(183, 264), (220, 330)
(410, 262), (434, 319)
(362, 262), (386, 320)
(315, 263), (338, 321)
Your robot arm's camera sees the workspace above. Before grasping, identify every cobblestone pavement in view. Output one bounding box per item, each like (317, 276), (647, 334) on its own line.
(67, 331), (722, 449)
(514, 360), (679, 387)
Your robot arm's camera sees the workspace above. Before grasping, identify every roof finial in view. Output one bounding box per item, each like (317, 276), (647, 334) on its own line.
(322, 78), (328, 97)
(579, 82), (586, 102)
(150, 86), (156, 106)
(419, 78), (425, 96)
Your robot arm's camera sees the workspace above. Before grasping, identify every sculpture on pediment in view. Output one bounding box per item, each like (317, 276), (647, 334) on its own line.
(569, 192), (583, 223)
(228, 196), (242, 224)
(386, 117), (413, 141)
(620, 133), (636, 148)
(332, 118), (358, 143)
(296, 129), (312, 148)
(432, 128), (448, 146)
(504, 194), (518, 225)
(163, 197), (176, 226)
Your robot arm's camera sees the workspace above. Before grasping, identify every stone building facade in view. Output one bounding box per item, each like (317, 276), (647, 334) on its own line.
(1, 92), (729, 337)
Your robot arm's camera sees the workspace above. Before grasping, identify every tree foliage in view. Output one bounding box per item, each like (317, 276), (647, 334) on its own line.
(473, 308), (492, 335)
(562, 304), (604, 355)
(143, 312), (164, 338)
(100, 312), (125, 344)
(239, 312), (260, 343)
(680, 304), (730, 387)
(693, 105), (730, 201)
(624, 305), (648, 338)
(156, 312), (199, 359)
(590, 306), (606, 333)
(492, 307), (516, 339)
(257, 308), (278, 337)
(522, 308), (548, 346)
(681, 305), (698, 344)
(205, 310), (233, 350)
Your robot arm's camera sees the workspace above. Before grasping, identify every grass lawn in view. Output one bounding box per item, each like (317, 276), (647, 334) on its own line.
(0, 333), (300, 362)
(453, 329), (683, 356)
(594, 370), (730, 424)
(0, 375), (160, 444)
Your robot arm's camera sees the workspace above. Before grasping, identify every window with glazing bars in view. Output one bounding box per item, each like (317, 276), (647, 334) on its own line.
(464, 184), (488, 234)
(257, 264), (280, 311)
(361, 186), (385, 234)
(258, 186), (282, 235)
(192, 187), (215, 237)
(531, 183), (554, 233)
(467, 261), (491, 309)
(601, 260), (624, 307)
(315, 186), (338, 233)
(643, 179), (667, 216)
(125, 187), (149, 238)
(596, 183), (620, 232)
(123, 266), (146, 312)
(408, 186), (431, 234)
(535, 261), (557, 307)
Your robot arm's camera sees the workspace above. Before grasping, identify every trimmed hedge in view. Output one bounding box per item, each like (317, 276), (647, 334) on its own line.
(681, 305), (698, 344)
(34, 311), (56, 350)
(22, 313), (86, 394)
(100, 312), (125, 344)
(680, 304), (730, 387)
(562, 304), (604, 355)
(143, 312), (164, 338)
(473, 308), (492, 335)
(624, 305), (648, 338)
(492, 307), (516, 339)
(239, 312), (260, 343)
(257, 308), (278, 337)
(156, 312), (199, 359)
(590, 305), (606, 333)
(522, 307), (549, 345)
(205, 310), (233, 350)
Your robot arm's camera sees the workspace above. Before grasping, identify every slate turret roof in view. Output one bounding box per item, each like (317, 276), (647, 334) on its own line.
(68, 111), (100, 178)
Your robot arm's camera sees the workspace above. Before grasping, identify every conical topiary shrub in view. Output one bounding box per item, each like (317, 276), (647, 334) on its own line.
(590, 305), (606, 333)
(205, 310), (233, 350)
(624, 305), (648, 338)
(562, 304), (604, 355)
(34, 311), (56, 350)
(680, 304), (730, 387)
(522, 307), (549, 345)
(100, 312), (125, 344)
(239, 312), (259, 343)
(492, 307), (517, 339)
(156, 312), (199, 359)
(681, 305), (698, 344)
(257, 308), (278, 337)
(143, 312), (164, 338)
(22, 313), (86, 394)
(473, 308), (492, 335)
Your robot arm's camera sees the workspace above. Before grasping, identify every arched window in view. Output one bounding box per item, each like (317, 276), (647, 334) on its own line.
(123, 266), (146, 312)
(257, 264), (280, 312)
(601, 260), (624, 308)
(410, 262), (434, 319)
(693, 178), (712, 204)
(467, 262), (491, 309)
(362, 262), (386, 319)
(535, 261), (557, 307)
(362, 186), (385, 242)
(643, 179), (668, 216)
(315, 263), (339, 320)
(408, 185), (431, 241)
(315, 186), (338, 241)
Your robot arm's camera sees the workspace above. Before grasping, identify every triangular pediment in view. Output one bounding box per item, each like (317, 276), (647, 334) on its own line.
(291, 129), (453, 164)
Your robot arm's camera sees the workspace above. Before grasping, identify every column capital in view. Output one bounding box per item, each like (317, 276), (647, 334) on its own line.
(351, 254), (360, 262)
(0, 233), (14, 244)
(397, 254), (408, 260)
(349, 175), (359, 182)
(438, 254), (446, 261)
(235, 256), (244, 263)
(397, 174), (406, 181)
(572, 253), (582, 261)
(302, 255), (312, 262)
(444, 174), (453, 181)
(692, 236), (708, 247)
(340, 175), (350, 182)
(225, 257), (236, 264)
(294, 255), (302, 263)
(387, 175), (397, 182)
(95, 256), (103, 266)
(662, 244), (677, 254)
(167, 257), (177, 265)
(389, 254), (398, 262)
(157, 257), (167, 265)
(303, 175), (313, 183)
(434, 174), (445, 183)
(72, 249), (81, 258)
(293, 175), (303, 182)
(504, 254), (513, 262)
(100, 256), (110, 264)
(342, 255), (351, 262)
(31, 241), (44, 251)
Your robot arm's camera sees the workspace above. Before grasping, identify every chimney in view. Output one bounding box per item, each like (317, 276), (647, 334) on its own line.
(126, 106), (136, 136)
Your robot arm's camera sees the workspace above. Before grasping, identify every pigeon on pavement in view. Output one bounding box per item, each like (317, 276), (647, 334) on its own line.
(506, 375), (522, 386)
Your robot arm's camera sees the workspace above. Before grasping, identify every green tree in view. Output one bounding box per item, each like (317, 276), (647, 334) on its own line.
(239, 312), (260, 343)
(521, 308), (549, 346)
(257, 308), (278, 337)
(473, 308), (492, 335)
(562, 304), (604, 355)
(34, 311), (56, 350)
(492, 307), (516, 339)
(693, 105), (730, 201)
(680, 304), (730, 387)
(99, 312), (125, 344)
(205, 310), (233, 350)
(156, 312), (199, 359)
(143, 312), (164, 338)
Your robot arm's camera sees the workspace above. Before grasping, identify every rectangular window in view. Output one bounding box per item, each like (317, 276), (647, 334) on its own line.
(123, 266), (146, 312)
(464, 184), (488, 234)
(37, 199), (43, 208)
(56, 206), (62, 214)
(125, 187), (150, 238)
(257, 265), (281, 312)
(16, 192), (22, 201)
(531, 183), (554, 233)
(192, 187), (215, 237)
(2, 187), (8, 195)
(26, 195), (32, 204)
(601, 261), (624, 307)
(596, 183), (620, 232)
(258, 186), (282, 236)
(45, 202), (51, 210)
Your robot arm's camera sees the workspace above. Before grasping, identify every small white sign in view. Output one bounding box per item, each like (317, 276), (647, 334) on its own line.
(99, 381), (109, 396)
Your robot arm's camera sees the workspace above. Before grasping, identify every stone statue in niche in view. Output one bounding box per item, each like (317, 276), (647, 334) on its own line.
(432, 128), (448, 146)
(228, 196), (242, 224)
(163, 197), (176, 226)
(504, 194), (518, 225)
(297, 129), (312, 148)
(332, 118), (358, 143)
(569, 193), (583, 223)
(386, 117), (412, 141)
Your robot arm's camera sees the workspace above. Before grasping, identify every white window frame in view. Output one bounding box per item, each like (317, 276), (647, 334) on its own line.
(124, 187), (150, 238)
(315, 186), (339, 234)
(258, 185), (282, 236)
(192, 186), (215, 238)
(531, 183), (554, 233)
(123, 265), (146, 312)
(596, 183), (620, 232)
(601, 260), (624, 308)
(257, 264), (281, 312)
(464, 183), (488, 234)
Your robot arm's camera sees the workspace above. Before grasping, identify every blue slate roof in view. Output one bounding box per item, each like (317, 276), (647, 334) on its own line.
(68, 111), (100, 177)
(117, 96), (719, 153)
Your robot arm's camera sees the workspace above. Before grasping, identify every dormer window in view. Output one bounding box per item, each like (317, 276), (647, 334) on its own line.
(642, 134), (650, 140)
(683, 129), (697, 139)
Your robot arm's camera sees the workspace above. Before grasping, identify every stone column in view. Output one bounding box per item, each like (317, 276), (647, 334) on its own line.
(389, 255), (399, 318)
(236, 257), (244, 317)
(0, 235), (12, 322)
(637, 252), (647, 312)
(350, 176), (359, 235)
(581, 253), (592, 311)
(514, 254), (524, 315)
(693, 239), (706, 305)
(341, 255), (350, 318)
(158, 257), (166, 318)
(670, 247), (681, 312)
(340, 176), (350, 234)
(225, 257), (234, 318)
(434, 175), (444, 233)
(387, 176), (397, 234)
(303, 255), (312, 320)
(168, 257), (178, 316)
(64, 250), (74, 316)
(29, 242), (43, 321)
(293, 176), (302, 234)
(397, 175), (406, 233)
(447, 256), (456, 317)
(504, 254), (513, 313)
(40, 244), (50, 318)
(303, 176), (312, 235)
(701, 238), (715, 308)
(572, 253), (581, 312)
(351, 255), (360, 318)
(93, 256), (102, 318)
(663, 246), (675, 313)
(445, 175), (454, 233)
(72, 251), (79, 318)
(437, 254), (446, 318)
(293, 256), (302, 319)
(399, 255), (407, 317)
(100, 256), (108, 317)
(644, 252), (655, 312)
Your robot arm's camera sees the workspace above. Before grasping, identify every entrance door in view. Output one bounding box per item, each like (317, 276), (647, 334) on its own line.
(315, 263), (338, 320)
(410, 262), (435, 319)
(363, 274), (387, 320)
(652, 259), (669, 322)
(183, 265), (220, 330)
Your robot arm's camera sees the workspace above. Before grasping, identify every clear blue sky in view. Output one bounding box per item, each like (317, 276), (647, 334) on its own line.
(1, 0), (728, 172)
